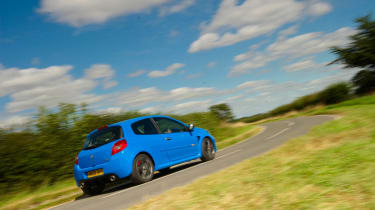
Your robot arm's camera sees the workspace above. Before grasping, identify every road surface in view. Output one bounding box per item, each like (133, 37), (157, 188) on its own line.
(51, 115), (334, 210)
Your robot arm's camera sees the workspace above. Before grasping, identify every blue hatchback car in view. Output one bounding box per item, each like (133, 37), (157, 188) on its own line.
(74, 115), (216, 195)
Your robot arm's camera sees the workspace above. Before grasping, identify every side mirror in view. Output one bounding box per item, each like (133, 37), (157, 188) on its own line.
(188, 123), (195, 131)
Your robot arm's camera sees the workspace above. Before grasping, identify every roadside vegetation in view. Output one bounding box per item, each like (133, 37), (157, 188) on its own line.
(238, 82), (352, 123)
(0, 103), (258, 210)
(131, 94), (375, 210)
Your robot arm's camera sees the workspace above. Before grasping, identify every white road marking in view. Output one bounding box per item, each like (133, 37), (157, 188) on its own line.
(287, 121), (295, 126)
(101, 149), (241, 199)
(219, 125), (267, 152)
(216, 149), (241, 160)
(266, 128), (289, 140)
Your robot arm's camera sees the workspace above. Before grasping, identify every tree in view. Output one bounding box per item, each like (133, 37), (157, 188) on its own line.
(209, 103), (234, 122)
(330, 15), (375, 69)
(330, 15), (375, 94)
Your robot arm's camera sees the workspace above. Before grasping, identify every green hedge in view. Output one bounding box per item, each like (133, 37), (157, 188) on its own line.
(240, 82), (352, 123)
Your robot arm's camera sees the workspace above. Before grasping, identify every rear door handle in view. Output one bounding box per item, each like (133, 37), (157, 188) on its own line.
(164, 137), (172, 141)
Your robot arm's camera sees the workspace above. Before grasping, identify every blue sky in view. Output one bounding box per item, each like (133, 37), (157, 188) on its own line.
(0, 0), (374, 126)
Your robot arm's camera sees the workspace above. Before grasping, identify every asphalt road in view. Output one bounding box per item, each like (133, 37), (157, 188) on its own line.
(51, 115), (334, 210)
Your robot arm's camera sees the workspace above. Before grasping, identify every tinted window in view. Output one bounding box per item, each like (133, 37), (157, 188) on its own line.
(131, 119), (158, 135)
(153, 117), (187, 134)
(84, 126), (123, 150)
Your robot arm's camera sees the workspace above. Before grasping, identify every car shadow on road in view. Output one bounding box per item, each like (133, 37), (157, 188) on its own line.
(75, 159), (203, 200)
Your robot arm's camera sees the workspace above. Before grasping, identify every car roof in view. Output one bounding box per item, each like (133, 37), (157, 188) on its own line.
(109, 115), (178, 126)
(88, 115), (179, 136)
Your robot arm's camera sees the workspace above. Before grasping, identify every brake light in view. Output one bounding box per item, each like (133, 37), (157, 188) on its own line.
(98, 125), (108, 130)
(75, 154), (79, 165)
(112, 140), (127, 155)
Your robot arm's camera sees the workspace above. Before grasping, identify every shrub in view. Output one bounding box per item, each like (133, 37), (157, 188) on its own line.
(318, 82), (351, 105)
(351, 70), (375, 95)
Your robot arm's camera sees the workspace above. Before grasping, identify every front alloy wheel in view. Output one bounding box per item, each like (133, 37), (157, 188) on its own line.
(201, 138), (215, 161)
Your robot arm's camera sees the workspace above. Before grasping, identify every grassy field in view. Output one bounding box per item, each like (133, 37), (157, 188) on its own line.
(0, 123), (259, 210)
(130, 95), (375, 210)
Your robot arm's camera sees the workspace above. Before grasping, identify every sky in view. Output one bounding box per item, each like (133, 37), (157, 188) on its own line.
(0, 0), (374, 127)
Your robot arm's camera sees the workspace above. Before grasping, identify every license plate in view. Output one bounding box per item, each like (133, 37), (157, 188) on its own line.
(87, 169), (104, 178)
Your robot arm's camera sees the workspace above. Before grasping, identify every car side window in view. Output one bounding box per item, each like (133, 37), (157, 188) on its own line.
(153, 117), (187, 134)
(131, 119), (158, 135)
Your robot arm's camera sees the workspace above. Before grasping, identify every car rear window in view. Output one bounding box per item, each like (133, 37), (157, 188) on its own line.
(131, 119), (158, 135)
(83, 126), (123, 149)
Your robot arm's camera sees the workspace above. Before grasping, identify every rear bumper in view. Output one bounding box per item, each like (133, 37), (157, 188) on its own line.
(74, 152), (132, 187)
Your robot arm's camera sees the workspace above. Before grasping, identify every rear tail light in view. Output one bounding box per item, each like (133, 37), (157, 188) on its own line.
(75, 154), (79, 165)
(112, 140), (127, 155)
(98, 125), (108, 130)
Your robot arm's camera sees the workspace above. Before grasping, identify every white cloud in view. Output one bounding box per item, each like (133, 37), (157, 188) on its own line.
(148, 63), (185, 78)
(230, 27), (356, 75)
(128, 70), (146, 78)
(0, 115), (31, 128)
(38, 0), (171, 27)
(168, 100), (212, 114)
(85, 64), (117, 89)
(0, 65), (113, 113)
(85, 64), (114, 79)
(159, 0), (195, 16)
(237, 80), (270, 90)
(0, 65), (73, 97)
(279, 25), (299, 39)
(189, 0), (332, 53)
(139, 106), (160, 114)
(207, 62), (216, 68)
(267, 27), (355, 58)
(167, 87), (216, 100)
(224, 95), (243, 101)
(98, 107), (123, 114)
(284, 59), (320, 72)
(305, 69), (358, 90)
(306, 1), (332, 16)
(103, 81), (118, 89)
(115, 87), (162, 107)
(114, 86), (217, 108)
(230, 53), (275, 76)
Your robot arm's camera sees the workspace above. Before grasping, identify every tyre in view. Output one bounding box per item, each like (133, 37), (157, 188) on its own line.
(81, 182), (105, 196)
(131, 154), (154, 184)
(200, 137), (215, 162)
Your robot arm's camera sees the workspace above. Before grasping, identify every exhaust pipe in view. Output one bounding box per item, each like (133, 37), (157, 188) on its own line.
(80, 182), (85, 189)
(109, 175), (116, 182)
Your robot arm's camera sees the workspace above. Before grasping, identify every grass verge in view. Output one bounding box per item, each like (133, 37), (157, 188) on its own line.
(0, 123), (260, 210)
(130, 96), (375, 210)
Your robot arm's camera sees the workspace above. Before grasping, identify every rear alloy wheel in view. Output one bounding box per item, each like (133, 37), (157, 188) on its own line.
(200, 137), (215, 162)
(131, 154), (154, 184)
(81, 182), (105, 196)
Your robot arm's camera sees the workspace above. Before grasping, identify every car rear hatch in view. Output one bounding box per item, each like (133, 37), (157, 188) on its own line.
(79, 125), (123, 169)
